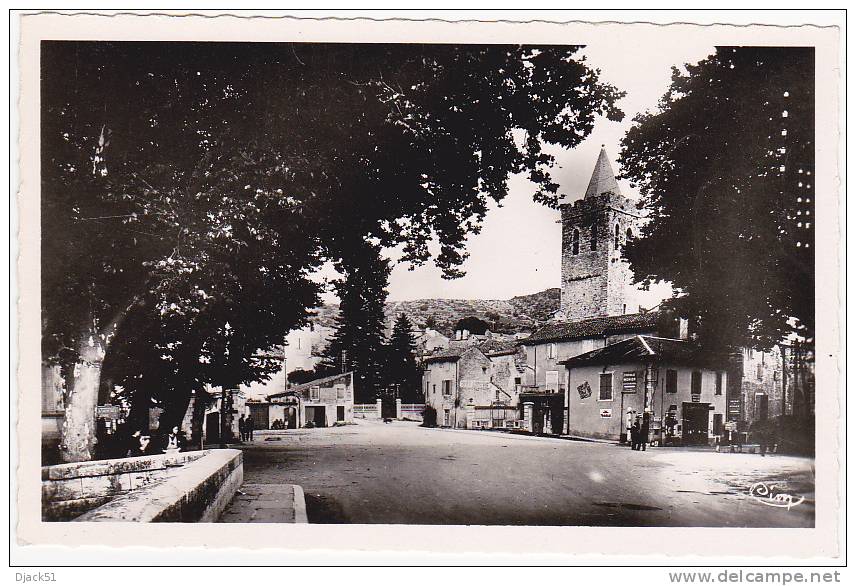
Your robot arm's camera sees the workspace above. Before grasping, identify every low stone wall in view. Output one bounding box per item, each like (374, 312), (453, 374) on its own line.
(399, 403), (424, 421)
(42, 449), (242, 522)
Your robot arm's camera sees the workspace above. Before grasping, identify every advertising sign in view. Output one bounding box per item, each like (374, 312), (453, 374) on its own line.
(622, 372), (637, 392)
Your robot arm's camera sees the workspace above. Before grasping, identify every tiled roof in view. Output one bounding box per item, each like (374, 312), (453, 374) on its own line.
(422, 346), (472, 363)
(560, 336), (704, 367)
(477, 339), (520, 356)
(521, 312), (660, 345)
(267, 371), (353, 399)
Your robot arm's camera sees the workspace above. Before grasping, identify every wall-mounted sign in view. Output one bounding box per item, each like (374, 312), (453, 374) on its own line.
(95, 405), (120, 419)
(600, 409), (612, 418)
(577, 381), (592, 399)
(691, 395), (700, 403)
(622, 372), (637, 392)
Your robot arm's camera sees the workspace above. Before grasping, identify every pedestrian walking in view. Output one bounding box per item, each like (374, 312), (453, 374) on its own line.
(238, 415), (246, 442)
(245, 415), (254, 442)
(625, 408), (635, 446)
(630, 417), (642, 451)
(640, 411), (651, 452)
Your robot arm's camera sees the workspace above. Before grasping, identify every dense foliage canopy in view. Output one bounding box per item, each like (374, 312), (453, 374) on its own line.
(41, 41), (623, 458)
(619, 47), (814, 351)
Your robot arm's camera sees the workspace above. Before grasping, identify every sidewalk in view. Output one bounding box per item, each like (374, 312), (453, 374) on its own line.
(218, 483), (308, 523)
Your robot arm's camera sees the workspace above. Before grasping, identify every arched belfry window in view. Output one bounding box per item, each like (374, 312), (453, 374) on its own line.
(614, 224), (621, 249)
(590, 222), (598, 251)
(626, 227), (633, 243)
(572, 228), (580, 255)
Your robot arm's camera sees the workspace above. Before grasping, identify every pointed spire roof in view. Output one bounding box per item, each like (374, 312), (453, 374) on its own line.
(584, 146), (622, 199)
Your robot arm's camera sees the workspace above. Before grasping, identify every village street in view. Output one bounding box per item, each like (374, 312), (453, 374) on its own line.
(239, 420), (814, 527)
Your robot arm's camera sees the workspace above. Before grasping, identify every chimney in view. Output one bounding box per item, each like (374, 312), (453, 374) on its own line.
(678, 318), (689, 340)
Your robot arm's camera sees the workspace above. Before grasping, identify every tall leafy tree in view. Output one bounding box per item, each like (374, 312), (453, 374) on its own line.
(386, 313), (422, 403)
(317, 242), (391, 403)
(42, 41), (623, 460)
(618, 47), (814, 353)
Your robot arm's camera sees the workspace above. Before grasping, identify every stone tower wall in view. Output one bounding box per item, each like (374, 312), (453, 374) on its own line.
(606, 207), (639, 316)
(560, 193), (640, 321)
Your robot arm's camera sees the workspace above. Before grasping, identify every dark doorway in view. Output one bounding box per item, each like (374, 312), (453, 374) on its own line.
(287, 407), (298, 429)
(519, 392), (565, 435)
(682, 402), (710, 445)
(205, 412), (220, 443)
(756, 394), (769, 421)
(713, 413), (724, 436)
(306, 406), (327, 427)
(337, 405), (345, 422)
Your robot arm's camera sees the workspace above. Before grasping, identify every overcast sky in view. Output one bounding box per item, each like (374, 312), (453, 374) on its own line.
(323, 40), (717, 303)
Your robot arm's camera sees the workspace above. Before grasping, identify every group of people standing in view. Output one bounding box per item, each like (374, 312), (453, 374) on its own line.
(626, 409), (651, 451)
(238, 414), (255, 443)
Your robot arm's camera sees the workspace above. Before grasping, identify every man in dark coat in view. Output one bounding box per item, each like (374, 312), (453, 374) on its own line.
(630, 417), (642, 451)
(245, 415), (254, 442)
(640, 411), (651, 451)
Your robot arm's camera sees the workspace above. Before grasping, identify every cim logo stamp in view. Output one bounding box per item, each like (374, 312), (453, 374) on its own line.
(748, 482), (806, 510)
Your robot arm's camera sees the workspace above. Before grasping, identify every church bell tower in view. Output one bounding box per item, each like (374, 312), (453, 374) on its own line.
(558, 147), (641, 322)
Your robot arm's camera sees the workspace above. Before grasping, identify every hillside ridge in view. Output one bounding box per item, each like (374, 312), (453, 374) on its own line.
(310, 288), (561, 336)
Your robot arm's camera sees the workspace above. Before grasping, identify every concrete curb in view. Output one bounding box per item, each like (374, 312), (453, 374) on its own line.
(292, 485), (308, 523)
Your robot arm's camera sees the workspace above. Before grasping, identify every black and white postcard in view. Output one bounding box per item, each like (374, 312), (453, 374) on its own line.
(12, 10), (844, 565)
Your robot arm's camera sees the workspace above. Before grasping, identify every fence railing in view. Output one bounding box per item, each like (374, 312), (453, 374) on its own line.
(353, 403), (380, 419)
(399, 403), (424, 421)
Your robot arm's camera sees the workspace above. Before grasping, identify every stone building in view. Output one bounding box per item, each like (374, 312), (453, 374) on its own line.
(536, 148), (788, 442)
(727, 346), (788, 428)
(422, 342), (525, 429)
(557, 147), (644, 322)
(520, 311), (666, 392)
(41, 364), (65, 463)
(266, 371), (355, 428)
(561, 336), (728, 444)
(413, 328), (450, 360)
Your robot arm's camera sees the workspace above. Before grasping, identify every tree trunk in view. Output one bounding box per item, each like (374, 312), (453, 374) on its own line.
(58, 304), (129, 463)
(190, 389), (207, 449)
(156, 389), (193, 436)
(59, 333), (108, 463)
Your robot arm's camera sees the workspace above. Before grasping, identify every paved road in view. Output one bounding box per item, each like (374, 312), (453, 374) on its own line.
(239, 420), (814, 527)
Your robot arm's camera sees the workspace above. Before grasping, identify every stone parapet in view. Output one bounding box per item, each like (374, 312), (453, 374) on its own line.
(42, 449), (242, 522)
